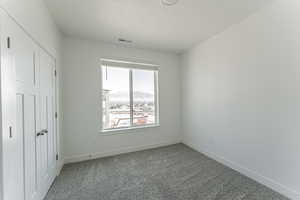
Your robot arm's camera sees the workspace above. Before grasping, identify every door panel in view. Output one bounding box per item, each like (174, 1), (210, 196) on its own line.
(15, 43), (36, 86)
(47, 96), (56, 169)
(24, 95), (38, 200)
(37, 95), (49, 188)
(17, 93), (38, 200)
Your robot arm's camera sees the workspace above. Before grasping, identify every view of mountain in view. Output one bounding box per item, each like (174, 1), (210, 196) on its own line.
(104, 91), (154, 103)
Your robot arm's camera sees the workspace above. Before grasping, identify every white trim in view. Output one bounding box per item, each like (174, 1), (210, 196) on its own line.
(100, 63), (159, 132)
(64, 140), (181, 164)
(154, 71), (159, 124)
(56, 160), (64, 176)
(183, 141), (300, 200)
(129, 69), (133, 126)
(101, 58), (159, 71)
(100, 124), (160, 135)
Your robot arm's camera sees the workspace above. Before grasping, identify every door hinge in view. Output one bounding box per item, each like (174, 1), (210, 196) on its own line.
(56, 154), (59, 161)
(9, 126), (13, 138)
(7, 37), (10, 49)
(55, 112), (58, 119)
(54, 70), (57, 77)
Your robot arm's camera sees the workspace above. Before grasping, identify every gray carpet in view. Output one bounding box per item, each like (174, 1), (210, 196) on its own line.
(45, 144), (289, 200)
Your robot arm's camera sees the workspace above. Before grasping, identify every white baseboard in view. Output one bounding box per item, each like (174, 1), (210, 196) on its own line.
(56, 160), (64, 176)
(183, 141), (300, 200)
(64, 140), (181, 164)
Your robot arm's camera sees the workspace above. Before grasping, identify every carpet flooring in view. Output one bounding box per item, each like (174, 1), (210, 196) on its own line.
(45, 144), (289, 200)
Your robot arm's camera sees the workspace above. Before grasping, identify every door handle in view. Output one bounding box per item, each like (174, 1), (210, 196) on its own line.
(36, 132), (44, 137)
(41, 129), (48, 134)
(36, 129), (48, 137)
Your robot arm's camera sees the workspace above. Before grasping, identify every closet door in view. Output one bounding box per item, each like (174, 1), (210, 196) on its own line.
(1, 11), (57, 200)
(37, 49), (57, 197)
(13, 16), (39, 200)
(0, 10), (24, 200)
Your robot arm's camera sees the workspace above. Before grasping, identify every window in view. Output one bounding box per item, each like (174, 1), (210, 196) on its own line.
(101, 59), (159, 131)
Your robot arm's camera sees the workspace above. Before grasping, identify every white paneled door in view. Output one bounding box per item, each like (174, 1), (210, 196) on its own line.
(0, 11), (24, 200)
(14, 18), (39, 200)
(1, 10), (57, 200)
(37, 49), (57, 199)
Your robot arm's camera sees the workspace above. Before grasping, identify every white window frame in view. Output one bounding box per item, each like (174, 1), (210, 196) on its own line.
(100, 58), (160, 133)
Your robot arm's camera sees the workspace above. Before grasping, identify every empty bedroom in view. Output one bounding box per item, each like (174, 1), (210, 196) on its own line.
(0, 0), (300, 199)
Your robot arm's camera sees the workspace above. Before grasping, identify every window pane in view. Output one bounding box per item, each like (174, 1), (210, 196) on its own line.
(102, 66), (130, 129)
(132, 69), (156, 126)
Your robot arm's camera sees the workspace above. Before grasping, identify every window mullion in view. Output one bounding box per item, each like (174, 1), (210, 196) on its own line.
(129, 69), (134, 127)
(154, 71), (158, 124)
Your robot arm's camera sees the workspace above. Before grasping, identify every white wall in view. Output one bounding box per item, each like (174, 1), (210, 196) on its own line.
(62, 37), (181, 162)
(181, 0), (300, 199)
(0, 0), (63, 172)
(0, 0), (60, 56)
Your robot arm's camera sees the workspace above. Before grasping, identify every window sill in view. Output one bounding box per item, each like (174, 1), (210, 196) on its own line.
(99, 124), (160, 136)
